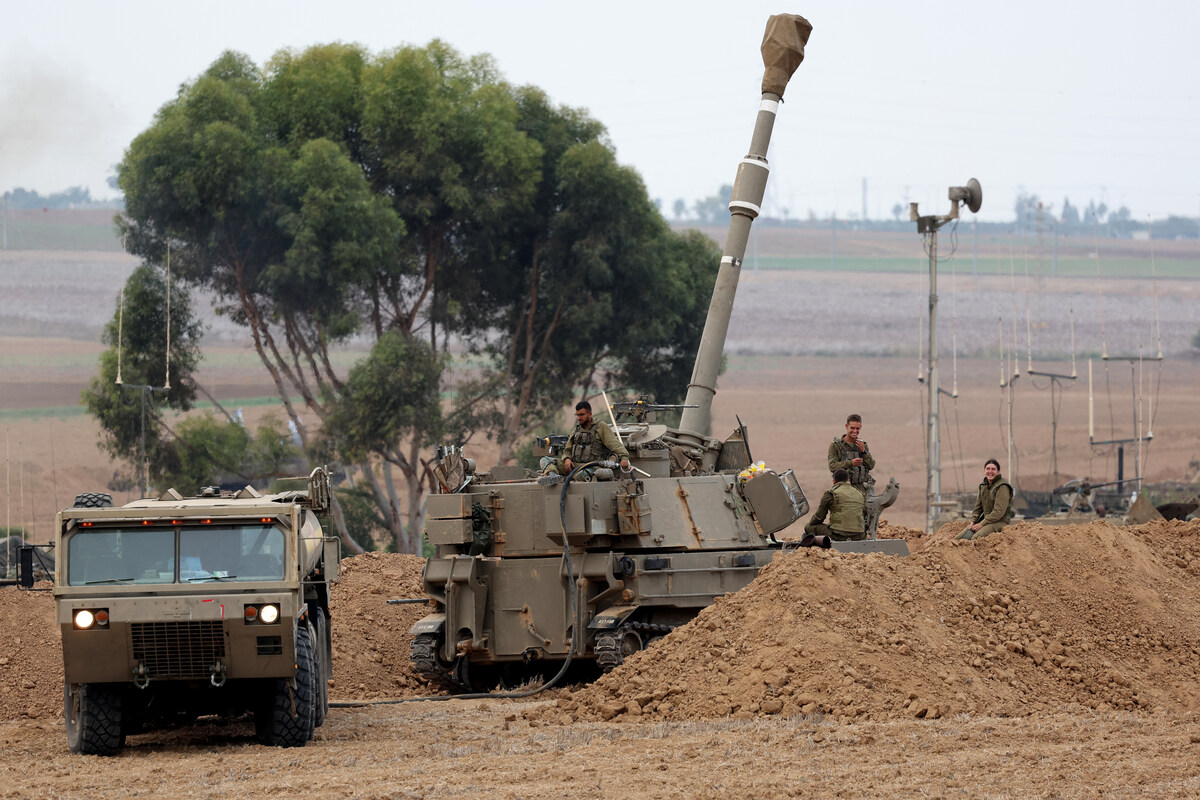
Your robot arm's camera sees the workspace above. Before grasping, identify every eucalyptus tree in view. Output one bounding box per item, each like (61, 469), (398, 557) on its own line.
(117, 41), (718, 553)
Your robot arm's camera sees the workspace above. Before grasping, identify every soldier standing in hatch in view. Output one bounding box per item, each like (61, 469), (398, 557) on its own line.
(804, 468), (867, 541)
(827, 413), (875, 498)
(541, 400), (630, 477)
(958, 458), (1014, 540)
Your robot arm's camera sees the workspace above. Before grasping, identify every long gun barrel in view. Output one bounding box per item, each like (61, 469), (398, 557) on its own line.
(676, 14), (812, 443)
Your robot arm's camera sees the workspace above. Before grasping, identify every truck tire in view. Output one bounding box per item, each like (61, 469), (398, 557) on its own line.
(255, 624), (317, 747)
(64, 682), (124, 756)
(73, 492), (113, 508)
(312, 609), (329, 727)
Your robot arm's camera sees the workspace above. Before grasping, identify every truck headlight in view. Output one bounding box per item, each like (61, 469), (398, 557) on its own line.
(244, 603), (281, 625)
(72, 608), (109, 629)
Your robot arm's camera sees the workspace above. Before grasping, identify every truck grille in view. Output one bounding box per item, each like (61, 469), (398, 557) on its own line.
(131, 621), (227, 679)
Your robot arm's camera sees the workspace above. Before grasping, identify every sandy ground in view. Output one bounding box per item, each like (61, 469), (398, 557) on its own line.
(5, 523), (1200, 798)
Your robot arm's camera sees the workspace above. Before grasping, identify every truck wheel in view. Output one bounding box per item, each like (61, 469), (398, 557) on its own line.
(73, 492), (113, 508)
(64, 682), (124, 755)
(310, 612), (328, 728)
(255, 623), (317, 747)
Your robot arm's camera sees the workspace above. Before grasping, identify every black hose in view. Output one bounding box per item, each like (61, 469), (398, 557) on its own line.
(329, 462), (596, 709)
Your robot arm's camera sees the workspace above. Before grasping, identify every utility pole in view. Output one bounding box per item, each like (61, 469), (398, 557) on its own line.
(972, 216), (978, 278)
(830, 211), (837, 269)
(120, 383), (169, 498)
(911, 179), (983, 534)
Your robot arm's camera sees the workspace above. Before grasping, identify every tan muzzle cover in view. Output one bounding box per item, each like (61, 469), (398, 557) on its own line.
(761, 14), (813, 97)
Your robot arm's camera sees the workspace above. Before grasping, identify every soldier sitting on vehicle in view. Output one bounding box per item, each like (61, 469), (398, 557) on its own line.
(805, 468), (868, 542)
(828, 413), (875, 498)
(540, 400), (630, 480)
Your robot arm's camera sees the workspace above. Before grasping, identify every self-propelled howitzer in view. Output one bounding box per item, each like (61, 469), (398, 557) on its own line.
(409, 14), (906, 691)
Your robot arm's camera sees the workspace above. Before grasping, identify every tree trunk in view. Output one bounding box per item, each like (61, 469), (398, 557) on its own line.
(328, 490), (365, 556)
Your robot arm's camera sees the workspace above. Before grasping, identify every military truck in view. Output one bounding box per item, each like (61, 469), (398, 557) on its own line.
(53, 469), (338, 755)
(409, 14), (906, 692)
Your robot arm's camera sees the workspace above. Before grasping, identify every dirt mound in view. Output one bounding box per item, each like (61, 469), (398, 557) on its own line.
(877, 519), (924, 540)
(328, 552), (439, 700)
(548, 519), (1200, 724)
(0, 585), (62, 722)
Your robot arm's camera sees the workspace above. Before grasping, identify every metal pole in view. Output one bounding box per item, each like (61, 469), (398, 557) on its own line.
(830, 212), (837, 269)
(1117, 445), (1124, 492)
(1007, 379), (1016, 481)
(972, 216), (978, 278)
(927, 229), (940, 534)
(1050, 379), (1058, 490)
(121, 383), (168, 499)
(1130, 362), (1138, 486)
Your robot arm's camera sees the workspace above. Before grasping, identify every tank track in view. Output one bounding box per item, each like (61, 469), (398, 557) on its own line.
(410, 633), (467, 692)
(595, 622), (675, 672)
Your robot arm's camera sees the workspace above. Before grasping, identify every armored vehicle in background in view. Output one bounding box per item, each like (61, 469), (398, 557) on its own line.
(410, 15), (906, 691)
(53, 469), (338, 755)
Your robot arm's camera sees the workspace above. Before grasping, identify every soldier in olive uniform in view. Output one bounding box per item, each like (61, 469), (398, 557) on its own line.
(541, 400), (630, 478)
(805, 468), (867, 541)
(958, 458), (1014, 540)
(827, 413), (875, 498)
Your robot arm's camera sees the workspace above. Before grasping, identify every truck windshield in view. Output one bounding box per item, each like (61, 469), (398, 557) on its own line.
(66, 523), (285, 586)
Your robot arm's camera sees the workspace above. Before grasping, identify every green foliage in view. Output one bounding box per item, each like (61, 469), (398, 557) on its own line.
(155, 411), (302, 496)
(510, 436), (539, 472)
(82, 264), (203, 470)
(116, 38), (720, 547)
(452, 87), (721, 455)
(324, 331), (444, 460)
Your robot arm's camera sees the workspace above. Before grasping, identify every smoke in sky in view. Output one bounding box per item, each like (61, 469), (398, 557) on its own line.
(0, 45), (126, 197)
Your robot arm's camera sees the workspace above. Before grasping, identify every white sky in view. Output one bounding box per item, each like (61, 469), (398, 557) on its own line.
(2, 0), (1198, 223)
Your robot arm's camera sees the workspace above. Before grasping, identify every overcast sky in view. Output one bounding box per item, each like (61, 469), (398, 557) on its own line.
(2, 0), (1198, 223)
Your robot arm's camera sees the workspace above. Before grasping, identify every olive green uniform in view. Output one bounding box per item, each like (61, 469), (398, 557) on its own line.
(958, 475), (1014, 540)
(542, 421), (628, 476)
(827, 436), (876, 496)
(804, 480), (867, 541)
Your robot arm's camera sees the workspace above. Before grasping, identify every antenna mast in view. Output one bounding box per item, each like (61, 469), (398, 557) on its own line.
(910, 179), (982, 534)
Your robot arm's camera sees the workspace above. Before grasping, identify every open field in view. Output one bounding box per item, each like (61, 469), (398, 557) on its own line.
(3, 246), (1198, 539)
(686, 223), (1200, 278)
